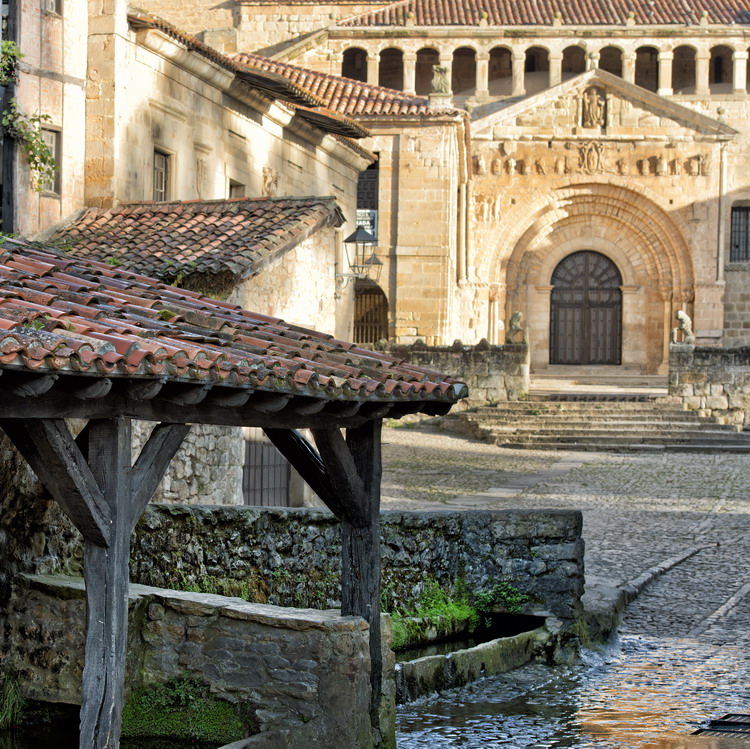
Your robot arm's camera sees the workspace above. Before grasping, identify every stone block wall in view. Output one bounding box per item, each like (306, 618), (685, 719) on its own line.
(3, 575), (374, 749)
(723, 265), (750, 346)
(130, 505), (584, 645)
(668, 344), (750, 427)
(385, 342), (529, 406)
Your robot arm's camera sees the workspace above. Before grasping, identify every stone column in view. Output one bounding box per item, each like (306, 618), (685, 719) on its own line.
(476, 52), (490, 99)
(512, 52), (525, 96)
(587, 50), (600, 71)
(403, 52), (416, 95)
(367, 52), (380, 85)
(658, 51), (674, 95)
(733, 50), (748, 94)
(695, 52), (710, 95)
(622, 52), (636, 84)
(549, 53), (562, 86)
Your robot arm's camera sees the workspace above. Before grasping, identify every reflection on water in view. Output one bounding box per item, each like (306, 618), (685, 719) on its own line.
(397, 635), (750, 748)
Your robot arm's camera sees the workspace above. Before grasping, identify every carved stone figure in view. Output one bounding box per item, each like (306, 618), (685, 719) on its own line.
(431, 65), (450, 94)
(506, 311), (527, 344)
(578, 142), (603, 174)
(638, 159), (649, 176)
(262, 166), (279, 196)
(535, 159), (546, 175)
(491, 156), (503, 175)
(473, 154), (486, 175)
(521, 159), (531, 175)
(554, 157), (567, 175)
(670, 310), (695, 345)
(672, 159), (683, 176)
(506, 157), (516, 175)
(616, 158), (630, 176)
(582, 87), (605, 128)
(687, 157), (701, 176)
(656, 154), (668, 176)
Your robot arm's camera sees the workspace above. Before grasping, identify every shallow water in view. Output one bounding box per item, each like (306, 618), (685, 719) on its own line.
(397, 634), (750, 748)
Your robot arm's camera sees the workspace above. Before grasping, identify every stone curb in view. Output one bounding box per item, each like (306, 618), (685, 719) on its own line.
(583, 544), (706, 643)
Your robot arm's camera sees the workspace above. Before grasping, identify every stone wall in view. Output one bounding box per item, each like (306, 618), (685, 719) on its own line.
(668, 344), (750, 427)
(3, 575), (375, 749)
(385, 341), (529, 406)
(130, 505), (584, 650)
(723, 264), (750, 346)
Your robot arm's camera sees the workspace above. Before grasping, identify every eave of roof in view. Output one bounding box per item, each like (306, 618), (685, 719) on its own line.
(0, 239), (468, 424)
(127, 11), (370, 139)
(233, 51), (459, 118)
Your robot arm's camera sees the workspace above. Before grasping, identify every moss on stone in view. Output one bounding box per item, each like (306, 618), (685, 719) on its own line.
(121, 678), (249, 743)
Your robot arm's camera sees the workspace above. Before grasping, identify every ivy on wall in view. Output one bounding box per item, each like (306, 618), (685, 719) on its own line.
(0, 40), (58, 192)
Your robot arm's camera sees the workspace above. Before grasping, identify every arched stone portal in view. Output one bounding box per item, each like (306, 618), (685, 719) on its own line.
(550, 251), (622, 365)
(491, 181), (695, 374)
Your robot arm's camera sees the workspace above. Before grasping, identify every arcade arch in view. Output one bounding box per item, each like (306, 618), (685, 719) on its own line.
(598, 46), (622, 77)
(635, 46), (658, 91)
(562, 46), (586, 81)
(673, 46), (696, 94)
(415, 47), (439, 94)
(525, 47), (550, 94)
(379, 48), (404, 90)
(342, 47), (367, 82)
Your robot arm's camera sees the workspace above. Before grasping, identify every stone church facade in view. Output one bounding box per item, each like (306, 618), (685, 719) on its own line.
(144, 0), (750, 373)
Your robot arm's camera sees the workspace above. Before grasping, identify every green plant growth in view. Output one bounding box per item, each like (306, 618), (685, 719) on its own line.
(0, 40), (23, 86)
(1, 99), (57, 191)
(0, 670), (26, 729)
(389, 578), (479, 651)
(121, 678), (248, 743)
(474, 581), (531, 625)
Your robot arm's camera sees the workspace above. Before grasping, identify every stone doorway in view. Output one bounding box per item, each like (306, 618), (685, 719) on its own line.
(550, 251), (622, 365)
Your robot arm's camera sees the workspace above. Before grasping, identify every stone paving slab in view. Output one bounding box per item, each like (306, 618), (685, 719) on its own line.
(381, 423), (750, 642)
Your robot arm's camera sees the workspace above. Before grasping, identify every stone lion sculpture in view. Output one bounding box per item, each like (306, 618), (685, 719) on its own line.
(506, 311), (527, 344)
(670, 310), (695, 345)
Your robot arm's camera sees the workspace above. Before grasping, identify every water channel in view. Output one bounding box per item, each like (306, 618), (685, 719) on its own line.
(396, 634), (750, 748)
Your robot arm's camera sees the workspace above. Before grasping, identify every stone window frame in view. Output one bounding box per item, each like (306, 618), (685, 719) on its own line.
(40, 0), (62, 16)
(152, 149), (171, 202)
(40, 127), (61, 195)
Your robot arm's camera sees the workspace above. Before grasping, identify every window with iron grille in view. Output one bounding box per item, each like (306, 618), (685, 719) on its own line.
(730, 207), (750, 262)
(40, 128), (60, 194)
(242, 429), (291, 507)
(354, 280), (388, 345)
(153, 150), (169, 201)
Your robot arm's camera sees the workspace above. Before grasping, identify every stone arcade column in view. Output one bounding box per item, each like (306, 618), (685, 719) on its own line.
(658, 51), (674, 96)
(622, 52), (636, 84)
(549, 53), (562, 87)
(367, 52), (380, 85)
(403, 52), (417, 95)
(733, 50), (748, 94)
(696, 52), (710, 95)
(587, 50), (600, 71)
(512, 52), (525, 96)
(476, 52), (490, 99)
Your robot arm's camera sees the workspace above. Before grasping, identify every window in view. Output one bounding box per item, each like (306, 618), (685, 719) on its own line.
(730, 207), (750, 262)
(40, 128), (60, 194)
(41, 0), (61, 14)
(356, 157), (378, 239)
(153, 150), (169, 201)
(229, 180), (245, 198)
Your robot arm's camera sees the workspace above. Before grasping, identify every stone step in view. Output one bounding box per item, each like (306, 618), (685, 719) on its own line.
(491, 431), (750, 445)
(485, 427), (749, 440)
(470, 413), (721, 424)
(501, 441), (750, 454)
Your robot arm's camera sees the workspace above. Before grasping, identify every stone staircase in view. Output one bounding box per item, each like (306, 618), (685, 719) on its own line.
(455, 376), (750, 453)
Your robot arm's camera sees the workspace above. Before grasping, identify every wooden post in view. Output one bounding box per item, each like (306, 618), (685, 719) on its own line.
(0, 417), (191, 748)
(80, 418), (133, 748)
(342, 419), (383, 727)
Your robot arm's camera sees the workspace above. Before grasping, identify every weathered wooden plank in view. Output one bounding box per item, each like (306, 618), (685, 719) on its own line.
(310, 426), (369, 527)
(0, 419), (110, 546)
(262, 428), (346, 518)
(80, 418), (133, 749)
(129, 422), (191, 529)
(341, 419), (384, 728)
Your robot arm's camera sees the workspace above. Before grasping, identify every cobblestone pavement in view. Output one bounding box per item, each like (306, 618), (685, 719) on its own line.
(381, 422), (750, 642)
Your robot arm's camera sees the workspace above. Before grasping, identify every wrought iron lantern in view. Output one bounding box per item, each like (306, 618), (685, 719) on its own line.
(336, 226), (382, 293)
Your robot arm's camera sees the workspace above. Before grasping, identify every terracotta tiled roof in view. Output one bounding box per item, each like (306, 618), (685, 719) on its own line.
(234, 52), (452, 117)
(53, 198), (344, 292)
(0, 238), (468, 406)
(339, 0), (750, 26)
